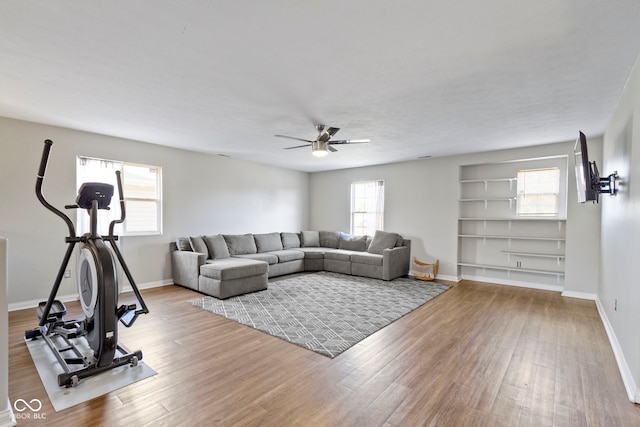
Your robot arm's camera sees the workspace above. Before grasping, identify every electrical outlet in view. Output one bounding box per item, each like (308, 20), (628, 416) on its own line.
(64, 269), (71, 278)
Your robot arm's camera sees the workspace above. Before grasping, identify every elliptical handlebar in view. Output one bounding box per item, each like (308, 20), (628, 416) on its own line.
(36, 140), (76, 238)
(108, 170), (125, 237)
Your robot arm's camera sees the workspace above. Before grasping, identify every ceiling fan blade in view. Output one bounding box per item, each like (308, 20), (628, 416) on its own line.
(284, 143), (312, 150)
(328, 145), (338, 152)
(274, 134), (314, 143)
(326, 127), (340, 137)
(328, 139), (371, 145)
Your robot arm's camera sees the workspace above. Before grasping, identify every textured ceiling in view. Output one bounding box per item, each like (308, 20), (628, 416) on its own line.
(1, 1), (640, 172)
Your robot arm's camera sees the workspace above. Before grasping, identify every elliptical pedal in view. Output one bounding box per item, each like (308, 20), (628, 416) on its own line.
(36, 300), (66, 321)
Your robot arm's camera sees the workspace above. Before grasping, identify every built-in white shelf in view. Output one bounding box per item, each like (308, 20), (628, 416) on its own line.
(459, 218), (566, 221)
(501, 251), (565, 259)
(459, 234), (565, 242)
(458, 161), (567, 287)
(459, 198), (516, 202)
(459, 178), (516, 183)
(458, 262), (565, 277)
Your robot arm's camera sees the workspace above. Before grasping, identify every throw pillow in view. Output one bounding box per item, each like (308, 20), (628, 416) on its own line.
(300, 230), (320, 247)
(281, 232), (301, 249)
(176, 237), (192, 251)
(367, 230), (402, 254)
(254, 232), (284, 253)
(319, 231), (341, 249)
(203, 235), (231, 259)
(339, 235), (368, 252)
(223, 234), (257, 255)
(189, 236), (208, 255)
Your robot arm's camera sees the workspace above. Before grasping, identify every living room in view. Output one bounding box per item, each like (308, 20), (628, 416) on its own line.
(2, 2), (640, 425)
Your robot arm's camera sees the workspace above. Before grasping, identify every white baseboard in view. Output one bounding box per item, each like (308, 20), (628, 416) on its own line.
(433, 274), (460, 282)
(560, 290), (597, 300)
(0, 399), (16, 427)
(8, 280), (172, 312)
(8, 293), (79, 312)
(121, 279), (172, 294)
(595, 296), (639, 403)
(460, 274), (563, 293)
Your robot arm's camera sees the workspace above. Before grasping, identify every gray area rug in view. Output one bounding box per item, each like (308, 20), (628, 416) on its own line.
(191, 271), (449, 358)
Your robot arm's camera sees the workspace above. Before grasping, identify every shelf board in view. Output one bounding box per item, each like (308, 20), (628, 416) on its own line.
(459, 217), (566, 221)
(458, 262), (564, 276)
(458, 234), (565, 242)
(459, 198), (516, 202)
(501, 251), (565, 259)
(459, 178), (516, 183)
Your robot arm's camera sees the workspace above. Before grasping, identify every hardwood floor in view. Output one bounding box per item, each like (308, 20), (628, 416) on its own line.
(8, 280), (640, 426)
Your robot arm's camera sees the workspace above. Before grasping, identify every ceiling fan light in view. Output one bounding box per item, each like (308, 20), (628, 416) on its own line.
(312, 140), (329, 157)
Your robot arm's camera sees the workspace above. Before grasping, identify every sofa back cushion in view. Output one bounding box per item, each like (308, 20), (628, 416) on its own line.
(367, 230), (402, 254)
(281, 232), (301, 249)
(189, 236), (208, 255)
(339, 235), (369, 252)
(176, 237), (192, 251)
(254, 232), (284, 253)
(319, 231), (341, 249)
(203, 234), (231, 259)
(300, 230), (320, 247)
(223, 234), (258, 255)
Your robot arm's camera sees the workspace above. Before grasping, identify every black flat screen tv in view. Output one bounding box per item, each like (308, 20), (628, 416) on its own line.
(574, 131), (599, 203)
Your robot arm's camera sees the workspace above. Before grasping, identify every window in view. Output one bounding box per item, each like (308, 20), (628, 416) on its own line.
(516, 167), (560, 218)
(76, 157), (162, 236)
(351, 180), (384, 236)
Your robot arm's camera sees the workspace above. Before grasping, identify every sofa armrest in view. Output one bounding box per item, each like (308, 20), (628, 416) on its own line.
(171, 250), (206, 291)
(382, 244), (411, 281)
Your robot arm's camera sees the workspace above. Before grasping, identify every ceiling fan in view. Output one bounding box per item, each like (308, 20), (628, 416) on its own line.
(275, 124), (370, 157)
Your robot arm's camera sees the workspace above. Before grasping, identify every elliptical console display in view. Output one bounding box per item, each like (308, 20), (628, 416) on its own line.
(25, 139), (149, 387)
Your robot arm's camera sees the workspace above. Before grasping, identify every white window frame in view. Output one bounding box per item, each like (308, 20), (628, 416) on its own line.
(516, 167), (560, 218)
(350, 180), (384, 236)
(76, 156), (163, 236)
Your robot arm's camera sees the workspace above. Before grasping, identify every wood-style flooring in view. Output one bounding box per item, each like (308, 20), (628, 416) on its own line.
(8, 279), (640, 426)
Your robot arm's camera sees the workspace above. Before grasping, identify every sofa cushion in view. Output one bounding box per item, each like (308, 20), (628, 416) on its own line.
(339, 235), (368, 252)
(203, 235), (231, 259)
(324, 250), (353, 262)
(223, 234), (257, 255)
(281, 232), (301, 249)
(351, 252), (384, 266)
(301, 230), (320, 247)
(233, 253), (278, 265)
(296, 247), (325, 258)
(319, 231), (341, 249)
(189, 236), (208, 255)
(176, 237), (192, 251)
(200, 258), (268, 281)
(270, 249), (305, 263)
(367, 230), (402, 254)
(254, 232), (284, 253)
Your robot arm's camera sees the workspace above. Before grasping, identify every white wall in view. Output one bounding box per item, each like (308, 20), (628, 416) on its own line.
(601, 54), (640, 402)
(0, 117), (309, 306)
(310, 140), (602, 294)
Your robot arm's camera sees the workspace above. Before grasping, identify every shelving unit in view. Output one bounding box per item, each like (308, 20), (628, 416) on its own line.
(458, 159), (568, 287)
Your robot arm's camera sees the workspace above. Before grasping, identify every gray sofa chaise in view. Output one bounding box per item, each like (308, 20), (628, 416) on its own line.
(170, 230), (411, 299)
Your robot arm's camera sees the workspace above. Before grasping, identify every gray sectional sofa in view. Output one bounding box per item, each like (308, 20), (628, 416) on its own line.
(170, 230), (411, 299)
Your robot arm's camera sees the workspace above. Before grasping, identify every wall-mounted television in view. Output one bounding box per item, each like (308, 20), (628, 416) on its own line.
(573, 131), (618, 203)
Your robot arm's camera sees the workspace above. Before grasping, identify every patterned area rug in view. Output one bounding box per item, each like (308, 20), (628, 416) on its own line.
(191, 271), (449, 358)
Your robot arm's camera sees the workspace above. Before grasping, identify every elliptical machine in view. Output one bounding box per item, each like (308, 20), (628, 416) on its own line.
(25, 139), (149, 387)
